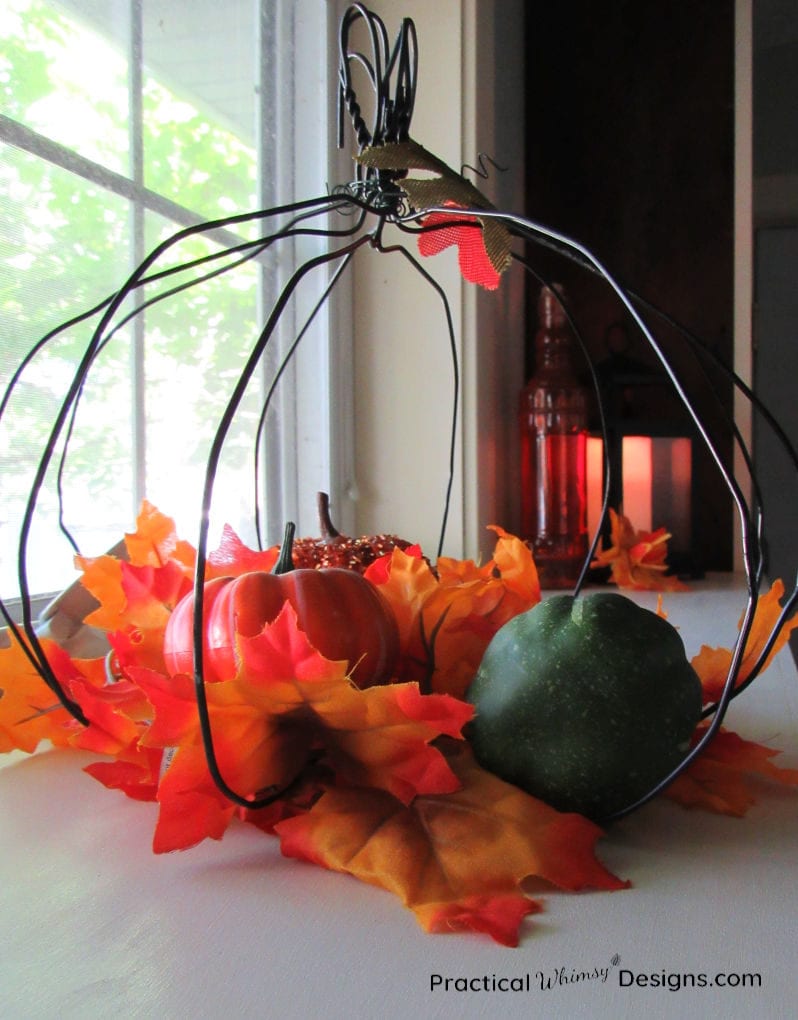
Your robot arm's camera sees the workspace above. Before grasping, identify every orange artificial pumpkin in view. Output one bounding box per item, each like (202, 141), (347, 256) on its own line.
(164, 524), (399, 688)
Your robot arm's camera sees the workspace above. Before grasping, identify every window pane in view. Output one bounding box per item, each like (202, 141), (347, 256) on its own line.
(0, 145), (132, 596)
(140, 212), (263, 549)
(1, 0), (130, 174)
(142, 76), (257, 225)
(141, 42), (258, 228)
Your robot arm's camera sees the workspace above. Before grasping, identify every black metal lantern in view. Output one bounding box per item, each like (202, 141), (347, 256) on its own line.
(586, 324), (702, 577)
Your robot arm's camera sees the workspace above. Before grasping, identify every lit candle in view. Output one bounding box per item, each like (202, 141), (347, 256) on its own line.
(622, 436), (653, 532)
(586, 436), (605, 539)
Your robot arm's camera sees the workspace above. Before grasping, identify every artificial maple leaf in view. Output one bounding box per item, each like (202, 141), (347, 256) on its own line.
(123, 500), (195, 572)
(276, 741), (627, 947)
(658, 580), (798, 816)
(206, 523), (279, 578)
(485, 525), (542, 606)
(66, 665), (147, 756)
(366, 529), (540, 699)
(131, 604), (472, 852)
(236, 610), (473, 801)
(76, 556), (191, 675)
(0, 633), (76, 752)
(78, 553), (191, 631)
(83, 753), (164, 802)
(591, 508), (689, 592)
(417, 206), (501, 289)
(74, 554), (126, 625)
(364, 546), (439, 653)
(77, 508), (195, 677)
(664, 724), (798, 816)
(78, 507), (286, 678)
(356, 139), (512, 288)
(78, 501), (194, 632)
(64, 658), (162, 800)
(691, 579), (798, 705)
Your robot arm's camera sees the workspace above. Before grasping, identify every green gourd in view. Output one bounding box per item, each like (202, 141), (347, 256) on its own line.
(465, 592), (703, 820)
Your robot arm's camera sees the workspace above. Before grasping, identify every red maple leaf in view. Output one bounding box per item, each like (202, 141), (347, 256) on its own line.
(417, 205), (501, 290)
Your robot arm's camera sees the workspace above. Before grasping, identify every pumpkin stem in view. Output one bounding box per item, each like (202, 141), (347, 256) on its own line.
(273, 521), (297, 575)
(317, 491), (341, 540)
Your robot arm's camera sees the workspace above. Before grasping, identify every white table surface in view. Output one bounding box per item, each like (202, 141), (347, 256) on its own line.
(2, 575), (797, 1020)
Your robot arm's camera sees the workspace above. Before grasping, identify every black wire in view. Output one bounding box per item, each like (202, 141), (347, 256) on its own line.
(252, 249), (359, 549)
(52, 236), (279, 555)
(338, 4), (418, 164)
(369, 234), (460, 559)
(516, 250), (798, 702)
(51, 204), (362, 556)
(338, 4), (388, 152)
(7, 150), (797, 820)
(5, 194), (353, 719)
(189, 232), (375, 810)
(395, 203), (772, 818)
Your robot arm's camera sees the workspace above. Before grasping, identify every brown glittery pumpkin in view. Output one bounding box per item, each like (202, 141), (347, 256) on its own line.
(291, 492), (414, 573)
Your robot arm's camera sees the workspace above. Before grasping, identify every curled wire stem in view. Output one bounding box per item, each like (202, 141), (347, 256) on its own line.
(460, 152), (508, 180)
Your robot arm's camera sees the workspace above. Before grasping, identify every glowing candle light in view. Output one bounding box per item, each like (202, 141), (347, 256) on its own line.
(621, 436), (653, 532)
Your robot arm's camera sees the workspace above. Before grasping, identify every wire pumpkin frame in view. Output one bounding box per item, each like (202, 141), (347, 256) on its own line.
(2, 3), (797, 823)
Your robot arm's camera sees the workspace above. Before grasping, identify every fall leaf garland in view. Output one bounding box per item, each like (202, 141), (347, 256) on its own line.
(0, 501), (797, 946)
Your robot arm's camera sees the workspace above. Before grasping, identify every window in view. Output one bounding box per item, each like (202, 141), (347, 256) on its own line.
(0, 0), (336, 601)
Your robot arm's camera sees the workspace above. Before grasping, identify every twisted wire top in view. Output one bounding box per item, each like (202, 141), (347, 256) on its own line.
(338, 4), (418, 174)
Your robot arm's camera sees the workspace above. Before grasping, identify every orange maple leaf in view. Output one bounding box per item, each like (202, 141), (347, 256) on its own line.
(591, 508), (689, 592)
(276, 741), (627, 947)
(123, 500), (196, 571)
(123, 500), (276, 578)
(76, 556), (191, 675)
(205, 523), (279, 577)
(76, 507), (282, 676)
(0, 634), (76, 752)
(131, 604), (472, 852)
(652, 579), (798, 816)
(665, 724), (798, 816)
(366, 528), (541, 699)
(691, 579), (798, 705)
